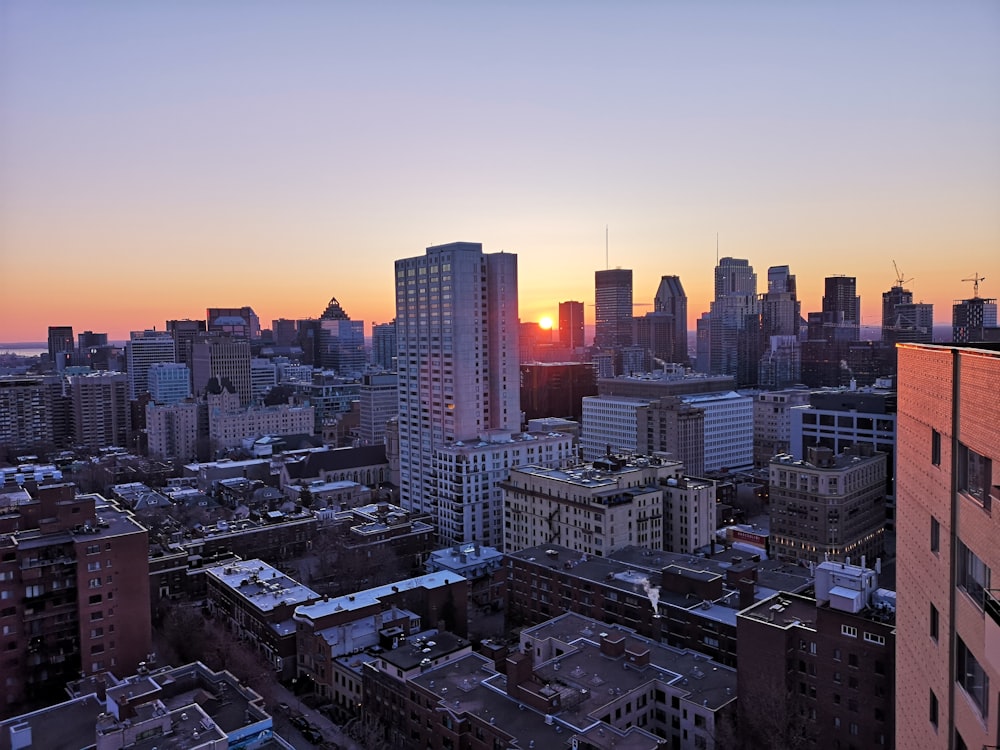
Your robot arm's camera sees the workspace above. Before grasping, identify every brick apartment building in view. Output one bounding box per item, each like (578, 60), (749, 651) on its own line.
(0, 481), (150, 717)
(895, 343), (1000, 750)
(738, 560), (895, 749)
(506, 543), (811, 667)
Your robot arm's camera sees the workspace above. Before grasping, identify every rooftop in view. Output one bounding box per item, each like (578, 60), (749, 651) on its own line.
(205, 559), (320, 613)
(295, 570), (466, 621)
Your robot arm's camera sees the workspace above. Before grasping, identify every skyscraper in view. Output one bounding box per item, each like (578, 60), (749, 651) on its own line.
(125, 329), (177, 400)
(317, 297), (366, 376)
(708, 257), (759, 385)
(758, 265), (802, 388)
(895, 342), (1000, 750)
(47, 325), (74, 370)
(594, 269), (633, 351)
(558, 300), (585, 350)
(821, 275), (861, 341)
(883, 282), (933, 345)
(952, 295), (998, 343)
(395, 242), (521, 545)
(653, 275), (689, 365)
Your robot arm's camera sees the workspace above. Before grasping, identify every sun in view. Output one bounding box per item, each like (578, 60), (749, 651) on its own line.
(539, 316), (554, 330)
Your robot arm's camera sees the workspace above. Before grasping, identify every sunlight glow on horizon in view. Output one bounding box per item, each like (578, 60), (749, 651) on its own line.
(0, 2), (997, 342)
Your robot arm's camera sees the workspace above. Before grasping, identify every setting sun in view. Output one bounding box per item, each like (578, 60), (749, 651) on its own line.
(538, 315), (554, 330)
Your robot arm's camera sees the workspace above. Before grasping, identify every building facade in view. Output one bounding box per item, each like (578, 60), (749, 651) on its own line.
(558, 300), (585, 350)
(395, 243), (521, 546)
(895, 342), (1000, 750)
(0, 482), (151, 715)
(594, 268), (633, 351)
(769, 445), (887, 564)
(125, 330), (176, 401)
(358, 372), (398, 447)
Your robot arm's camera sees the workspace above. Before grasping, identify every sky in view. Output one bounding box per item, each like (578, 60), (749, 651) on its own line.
(1, 1), (998, 343)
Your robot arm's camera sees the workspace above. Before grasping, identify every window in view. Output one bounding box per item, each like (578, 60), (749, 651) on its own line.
(841, 625), (857, 638)
(929, 690), (938, 727)
(957, 539), (990, 608)
(958, 443), (992, 509)
(931, 430), (941, 466)
(930, 516), (940, 553)
(956, 637), (989, 718)
(864, 632), (886, 646)
(930, 604), (938, 641)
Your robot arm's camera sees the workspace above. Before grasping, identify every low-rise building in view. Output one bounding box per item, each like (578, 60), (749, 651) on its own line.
(204, 559), (321, 679)
(1, 660), (276, 750)
(506, 543), (812, 667)
(362, 611), (737, 750)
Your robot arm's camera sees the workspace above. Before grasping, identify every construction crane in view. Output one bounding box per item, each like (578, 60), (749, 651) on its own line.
(892, 260), (913, 288)
(962, 273), (986, 298)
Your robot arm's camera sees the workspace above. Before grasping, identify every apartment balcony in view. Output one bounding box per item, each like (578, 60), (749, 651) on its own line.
(986, 589), (1000, 672)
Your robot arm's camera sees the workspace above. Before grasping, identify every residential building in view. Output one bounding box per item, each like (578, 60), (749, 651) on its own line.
(895, 342), (1000, 750)
(145, 399), (199, 462)
(395, 242), (520, 546)
(204, 559), (321, 679)
(362, 611), (736, 750)
(165, 318), (207, 375)
(0, 375), (65, 456)
(146, 362), (191, 405)
(358, 372), (398, 447)
(504, 454), (683, 555)
(432, 430), (575, 547)
(125, 330), (176, 401)
(0, 661), (274, 750)
(67, 371), (131, 451)
(520, 361), (597, 423)
(506, 543), (813, 667)
(425, 542), (504, 612)
(293, 571), (470, 705)
(558, 300), (585, 350)
(737, 560), (895, 749)
(0, 482), (150, 715)
(594, 268), (633, 352)
(769, 445), (887, 564)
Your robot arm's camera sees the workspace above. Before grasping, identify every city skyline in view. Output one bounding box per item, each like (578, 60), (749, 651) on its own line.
(1, 2), (998, 342)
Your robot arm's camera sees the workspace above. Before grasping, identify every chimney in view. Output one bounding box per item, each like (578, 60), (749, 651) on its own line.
(600, 633), (626, 658)
(505, 651), (533, 697)
(738, 578), (756, 610)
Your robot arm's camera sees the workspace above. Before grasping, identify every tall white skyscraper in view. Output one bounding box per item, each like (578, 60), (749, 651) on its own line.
(126, 330), (177, 400)
(395, 242), (521, 546)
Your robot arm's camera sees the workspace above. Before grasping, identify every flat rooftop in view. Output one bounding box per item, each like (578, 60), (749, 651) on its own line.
(205, 559), (320, 612)
(296, 570), (466, 620)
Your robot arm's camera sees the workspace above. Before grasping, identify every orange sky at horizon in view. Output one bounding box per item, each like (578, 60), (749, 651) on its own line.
(1, 3), (997, 343)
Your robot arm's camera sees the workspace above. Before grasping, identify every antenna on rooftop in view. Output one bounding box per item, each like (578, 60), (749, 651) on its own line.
(605, 225), (609, 270)
(962, 272), (986, 298)
(716, 233), (719, 264)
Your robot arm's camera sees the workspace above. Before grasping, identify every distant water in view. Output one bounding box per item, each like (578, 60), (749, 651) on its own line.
(0, 345), (47, 357)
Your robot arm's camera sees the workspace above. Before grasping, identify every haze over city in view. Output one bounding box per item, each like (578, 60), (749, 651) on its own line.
(1, 1), (998, 342)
